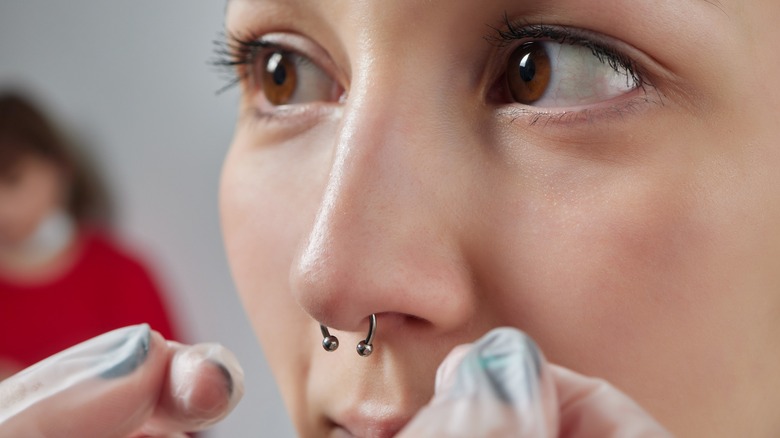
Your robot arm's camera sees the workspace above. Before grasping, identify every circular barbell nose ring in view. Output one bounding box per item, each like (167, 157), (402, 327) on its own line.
(320, 313), (377, 357)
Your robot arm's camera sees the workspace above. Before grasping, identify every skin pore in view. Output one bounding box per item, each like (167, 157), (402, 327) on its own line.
(220, 0), (780, 436)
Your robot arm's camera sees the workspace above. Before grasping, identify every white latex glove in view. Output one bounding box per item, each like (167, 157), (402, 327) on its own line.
(0, 324), (244, 437)
(398, 327), (672, 438)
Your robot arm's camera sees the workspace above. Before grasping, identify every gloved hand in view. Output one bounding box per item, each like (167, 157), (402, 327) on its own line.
(399, 327), (671, 438)
(0, 324), (243, 438)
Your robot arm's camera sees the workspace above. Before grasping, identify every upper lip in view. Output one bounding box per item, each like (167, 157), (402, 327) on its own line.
(330, 404), (414, 438)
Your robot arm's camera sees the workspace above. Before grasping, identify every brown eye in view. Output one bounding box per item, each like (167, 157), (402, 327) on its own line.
(262, 52), (298, 106)
(506, 42), (551, 105)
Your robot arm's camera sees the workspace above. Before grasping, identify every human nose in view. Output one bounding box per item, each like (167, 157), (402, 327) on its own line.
(290, 80), (478, 341)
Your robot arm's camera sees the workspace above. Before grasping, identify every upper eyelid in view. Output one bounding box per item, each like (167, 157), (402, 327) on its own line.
(484, 13), (606, 46)
(486, 16), (631, 59)
(484, 17), (552, 47)
(486, 19), (635, 64)
(227, 32), (345, 88)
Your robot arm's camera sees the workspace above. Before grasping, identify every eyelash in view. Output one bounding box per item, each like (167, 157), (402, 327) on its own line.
(212, 32), (275, 95)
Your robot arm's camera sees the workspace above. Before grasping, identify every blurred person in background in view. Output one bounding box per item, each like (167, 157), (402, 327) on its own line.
(0, 91), (179, 380)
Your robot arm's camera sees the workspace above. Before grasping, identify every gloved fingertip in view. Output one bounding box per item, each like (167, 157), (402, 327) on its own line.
(100, 324), (152, 379)
(145, 343), (244, 433)
(197, 344), (244, 407)
(433, 344), (471, 395)
(472, 327), (544, 405)
(180, 360), (231, 419)
(402, 328), (559, 438)
(442, 328), (545, 407)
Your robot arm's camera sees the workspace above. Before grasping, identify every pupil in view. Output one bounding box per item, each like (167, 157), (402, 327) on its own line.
(519, 52), (536, 82)
(273, 64), (287, 85)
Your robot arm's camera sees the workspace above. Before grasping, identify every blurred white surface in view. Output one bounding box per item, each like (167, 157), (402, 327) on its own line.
(0, 1), (295, 436)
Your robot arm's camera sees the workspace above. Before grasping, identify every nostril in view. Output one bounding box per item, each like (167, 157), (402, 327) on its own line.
(291, 273), (356, 330)
(371, 312), (429, 331)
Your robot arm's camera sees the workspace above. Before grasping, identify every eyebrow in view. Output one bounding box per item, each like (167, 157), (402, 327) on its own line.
(226, 0), (729, 22)
(229, 0), (727, 13)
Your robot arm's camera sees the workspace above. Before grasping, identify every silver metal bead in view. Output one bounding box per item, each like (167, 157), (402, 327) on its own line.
(321, 324), (339, 351)
(356, 340), (373, 357)
(322, 335), (339, 352)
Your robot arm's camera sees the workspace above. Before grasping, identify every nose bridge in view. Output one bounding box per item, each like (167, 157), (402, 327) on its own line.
(292, 61), (473, 332)
(332, 81), (432, 226)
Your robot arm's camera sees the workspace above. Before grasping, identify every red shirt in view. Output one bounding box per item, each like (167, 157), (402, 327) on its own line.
(0, 230), (178, 367)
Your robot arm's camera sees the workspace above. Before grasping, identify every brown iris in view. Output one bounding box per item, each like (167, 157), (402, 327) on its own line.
(261, 52), (298, 105)
(506, 42), (551, 104)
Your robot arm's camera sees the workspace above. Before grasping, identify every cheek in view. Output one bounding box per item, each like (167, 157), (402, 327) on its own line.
(482, 130), (776, 430)
(488, 167), (712, 348)
(219, 130), (332, 423)
(541, 180), (711, 354)
(220, 139), (309, 351)
(480, 147), (732, 381)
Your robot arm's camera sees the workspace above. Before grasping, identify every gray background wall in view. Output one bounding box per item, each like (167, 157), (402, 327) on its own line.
(0, 2), (295, 436)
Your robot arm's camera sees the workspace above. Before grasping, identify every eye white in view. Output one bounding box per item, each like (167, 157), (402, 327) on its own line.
(534, 42), (635, 107)
(285, 56), (338, 105)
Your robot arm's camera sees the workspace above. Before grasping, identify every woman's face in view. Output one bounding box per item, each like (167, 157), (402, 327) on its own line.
(220, 1), (780, 436)
(0, 154), (63, 247)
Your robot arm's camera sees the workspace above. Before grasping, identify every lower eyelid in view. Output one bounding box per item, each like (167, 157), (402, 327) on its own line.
(495, 88), (662, 127)
(251, 100), (341, 125)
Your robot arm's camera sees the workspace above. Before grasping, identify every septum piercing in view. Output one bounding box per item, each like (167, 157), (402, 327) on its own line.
(320, 314), (377, 357)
